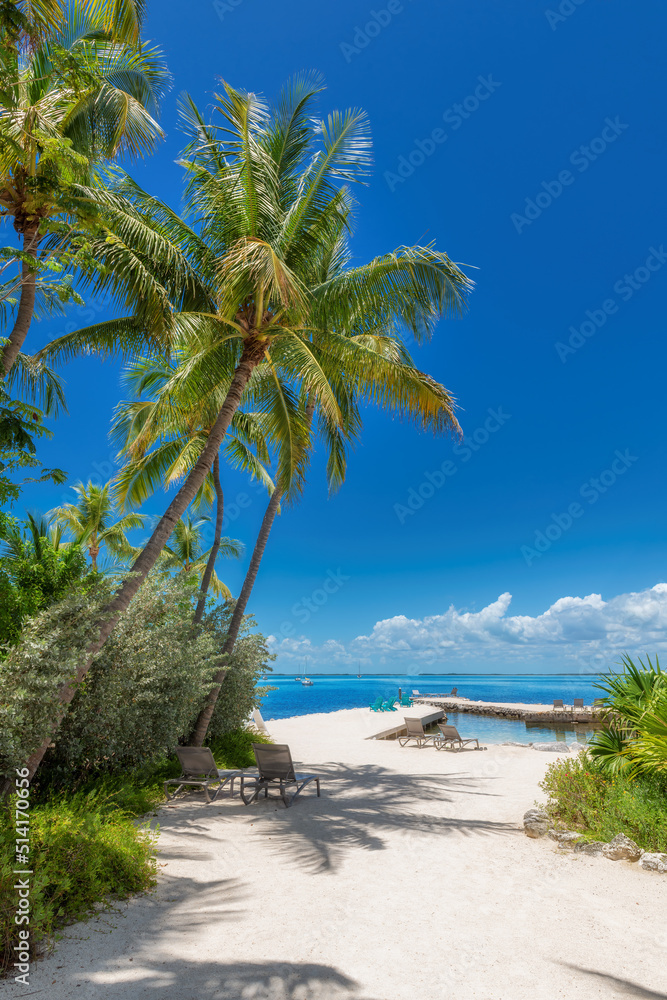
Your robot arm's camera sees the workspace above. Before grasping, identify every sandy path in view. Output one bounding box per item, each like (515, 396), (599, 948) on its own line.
(6, 708), (666, 1000)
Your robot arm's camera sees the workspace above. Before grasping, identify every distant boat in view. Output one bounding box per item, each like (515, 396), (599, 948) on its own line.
(294, 676), (302, 682)
(301, 676), (313, 686)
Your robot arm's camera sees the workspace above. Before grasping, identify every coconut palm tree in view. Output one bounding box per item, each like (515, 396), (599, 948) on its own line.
(0, 0), (169, 377)
(158, 513), (242, 601)
(111, 346), (275, 620)
(49, 479), (146, 571)
(25, 74), (472, 779)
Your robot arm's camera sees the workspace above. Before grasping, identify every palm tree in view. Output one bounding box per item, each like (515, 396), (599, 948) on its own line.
(49, 479), (146, 571)
(0, 0), (169, 377)
(25, 74), (471, 779)
(111, 346), (275, 619)
(588, 655), (667, 775)
(159, 514), (243, 601)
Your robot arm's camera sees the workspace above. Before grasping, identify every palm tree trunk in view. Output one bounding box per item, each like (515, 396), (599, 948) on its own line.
(193, 451), (224, 624)
(2, 229), (40, 378)
(18, 337), (266, 783)
(190, 486), (282, 746)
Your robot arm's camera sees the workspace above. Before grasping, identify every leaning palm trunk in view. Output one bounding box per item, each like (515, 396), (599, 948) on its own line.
(20, 338), (266, 780)
(191, 486), (282, 746)
(193, 452), (224, 624)
(2, 229), (40, 377)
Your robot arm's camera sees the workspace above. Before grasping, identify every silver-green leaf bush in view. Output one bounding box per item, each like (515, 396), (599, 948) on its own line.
(0, 572), (273, 782)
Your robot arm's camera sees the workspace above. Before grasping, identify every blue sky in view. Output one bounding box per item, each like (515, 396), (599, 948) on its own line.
(18, 0), (667, 673)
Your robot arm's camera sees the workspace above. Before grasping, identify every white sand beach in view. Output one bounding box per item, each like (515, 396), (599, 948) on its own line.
(10, 708), (667, 1000)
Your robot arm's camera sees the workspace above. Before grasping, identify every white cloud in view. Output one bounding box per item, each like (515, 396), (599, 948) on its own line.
(268, 583), (667, 671)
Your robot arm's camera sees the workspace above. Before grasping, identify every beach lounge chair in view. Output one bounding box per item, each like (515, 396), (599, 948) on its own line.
(594, 698), (606, 707)
(164, 747), (245, 804)
(412, 690), (420, 696)
(382, 698), (398, 711)
(449, 687), (458, 697)
(573, 698), (584, 710)
(370, 696), (384, 712)
(435, 724), (484, 752)
(398, 717), (438, 747)
(553, 699), (564, 711)
(241, 743), (320, 808)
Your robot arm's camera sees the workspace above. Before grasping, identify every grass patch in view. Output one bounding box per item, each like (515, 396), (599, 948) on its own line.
(540, 753), (667, 852)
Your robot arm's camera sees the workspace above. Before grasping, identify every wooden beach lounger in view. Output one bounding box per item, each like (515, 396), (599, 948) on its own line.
(398, 717), (439, 747)
(435, 724), (485, 752)
(241, 743), (321, 808)
(164, 747), (245, 804)
(553, 699), (565, 711)
(573, 698), (584, 710)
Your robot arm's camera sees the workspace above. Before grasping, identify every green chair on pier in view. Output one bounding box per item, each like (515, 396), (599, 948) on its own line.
(382, 698), (398, 712)
(399, 693), (413, 707)
(370, 697), (384, 712)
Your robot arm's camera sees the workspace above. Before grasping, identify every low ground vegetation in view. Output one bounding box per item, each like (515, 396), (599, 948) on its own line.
(540, 753), (667, 852)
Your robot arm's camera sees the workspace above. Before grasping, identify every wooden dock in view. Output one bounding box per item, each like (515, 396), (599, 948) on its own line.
(368, 704), (445, 740)
(411, 696), (602, 725)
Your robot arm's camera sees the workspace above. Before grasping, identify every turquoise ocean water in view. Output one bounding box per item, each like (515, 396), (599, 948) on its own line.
(259, 673), (603, 745)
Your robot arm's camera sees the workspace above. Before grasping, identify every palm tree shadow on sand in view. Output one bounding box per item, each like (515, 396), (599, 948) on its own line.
(561, 964), (667, 999)
(213, 761), (516, 874)
(53, 958), (381, 999)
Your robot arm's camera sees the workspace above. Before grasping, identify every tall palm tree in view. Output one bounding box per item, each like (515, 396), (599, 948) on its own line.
(26, 74), (472, 779)
(0, 0), (169, 377)
(159, 513), (243, 601)
(111, 346), (275, 619)
(49, 479), (146, 571)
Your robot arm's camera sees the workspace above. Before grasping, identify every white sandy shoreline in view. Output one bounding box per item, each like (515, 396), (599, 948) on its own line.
(5, 706), (665, 1000)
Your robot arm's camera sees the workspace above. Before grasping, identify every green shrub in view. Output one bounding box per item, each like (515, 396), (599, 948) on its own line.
(200, 603), (274, 740)
(0, 585), (109, 777)
(208, 727), (273, 769)
(540, 753), (667, 852)
(1, 792), (157, 977)
(0, 572), (274, 786)
(41, 574), (221, 782)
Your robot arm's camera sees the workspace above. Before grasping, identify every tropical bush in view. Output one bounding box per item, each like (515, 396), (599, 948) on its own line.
(540, 753), (667, 852)
(588, 654), (667, 775)
(202, 602), (274, 741)
(0, 572), (273, 785)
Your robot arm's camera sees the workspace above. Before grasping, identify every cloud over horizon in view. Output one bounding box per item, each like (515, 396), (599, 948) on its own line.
(268, 583), (667, 672)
